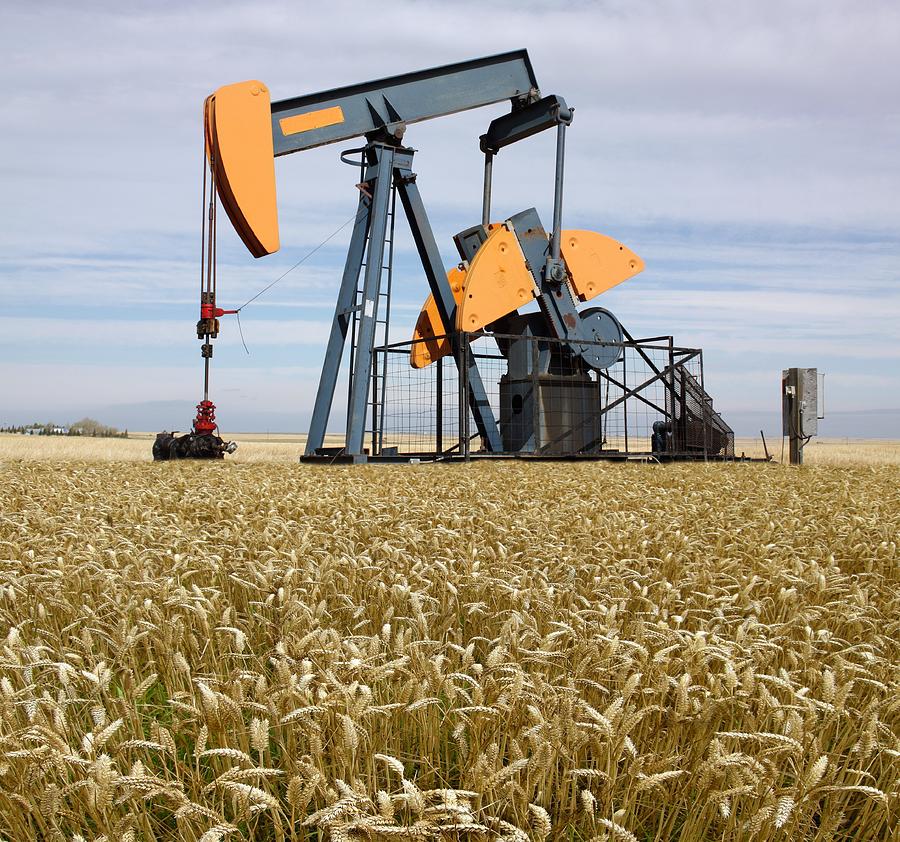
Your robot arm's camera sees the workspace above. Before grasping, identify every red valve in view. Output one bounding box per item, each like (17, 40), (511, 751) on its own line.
(200, 303), (239, 319)
(193, 400), (218, 435)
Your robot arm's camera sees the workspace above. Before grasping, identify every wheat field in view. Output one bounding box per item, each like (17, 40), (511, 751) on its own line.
(3, 434), (900, 466)
(0, 445), (897, 840)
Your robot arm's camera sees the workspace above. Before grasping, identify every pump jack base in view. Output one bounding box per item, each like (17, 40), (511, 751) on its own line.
(298, 450), (753, 465)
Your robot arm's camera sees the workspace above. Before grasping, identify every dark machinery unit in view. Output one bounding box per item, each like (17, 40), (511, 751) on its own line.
(500, 373), (603, 455)
(493, 312), (615, 454)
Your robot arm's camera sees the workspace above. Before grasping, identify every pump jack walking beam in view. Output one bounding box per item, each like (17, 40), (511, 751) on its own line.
(205, 51), (541, 260)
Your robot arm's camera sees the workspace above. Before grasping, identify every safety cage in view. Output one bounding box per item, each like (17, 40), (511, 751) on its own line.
(305, 332), (734, 462)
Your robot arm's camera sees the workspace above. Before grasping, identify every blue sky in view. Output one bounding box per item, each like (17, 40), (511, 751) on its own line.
(2, 0), (898, 437)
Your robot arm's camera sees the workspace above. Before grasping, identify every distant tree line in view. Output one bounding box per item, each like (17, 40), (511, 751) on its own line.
(0, 418), (128, 438)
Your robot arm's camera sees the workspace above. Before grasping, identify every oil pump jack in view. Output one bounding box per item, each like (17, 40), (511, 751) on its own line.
(188, 49), (732, 462)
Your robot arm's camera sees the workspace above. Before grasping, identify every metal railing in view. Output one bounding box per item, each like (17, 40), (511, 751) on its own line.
(364, 331), (734, 461)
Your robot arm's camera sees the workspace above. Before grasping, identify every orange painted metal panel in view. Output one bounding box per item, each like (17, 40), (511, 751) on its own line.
(206, 80), (279, 258)
(410, 267), (466, 368)
(279, 105), (345, 136)
(455, 226), (537, 332)
(560, 230), (643, 302)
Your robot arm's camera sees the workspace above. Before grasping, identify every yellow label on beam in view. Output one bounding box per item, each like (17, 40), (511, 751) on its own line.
(279, 105), (345, 136)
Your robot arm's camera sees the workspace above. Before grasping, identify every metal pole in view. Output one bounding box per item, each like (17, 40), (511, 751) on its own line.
(668, 336), (676, 455)
(531, 338), (541, 453)
(346, 301), (357, 440)
(457, 335), (465, 459)
(600, 373), (609, 449)
(550, 122), (566, 261)
(463, 337), (471, 462)
(783, 369), (804, 465)
(700, 350), (708, 461)
(481, 151), (494, 227)
(395, 163), (502, 451)
(377, 183), (397, 455)
(436, 356), (443, 455)
(202, 158), (216, 405)
(347, 150), (367, 435)
(199, 154), (210, 404)
(790, 433), (802, 465)
(370, 350), (379, 456)
(622, 344), (629, 455)
(789, 374), (803, 465)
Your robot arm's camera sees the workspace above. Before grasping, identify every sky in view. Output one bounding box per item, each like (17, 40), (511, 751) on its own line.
(2, 0), (899, 438)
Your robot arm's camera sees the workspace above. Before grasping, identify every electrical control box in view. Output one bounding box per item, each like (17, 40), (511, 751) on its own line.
(782, 368), (818, 438)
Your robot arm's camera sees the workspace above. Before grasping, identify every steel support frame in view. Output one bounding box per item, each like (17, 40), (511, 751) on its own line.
(622, 325), (687, 426)
(305, 142), (502, 457)
(667, 335), (677, 454)
(538, 347), (702, 455)
(305, 186), (372, 456)
(606, 346), (697, 405)
(597, 369), (671, 418)
(699, 350), (709, 461)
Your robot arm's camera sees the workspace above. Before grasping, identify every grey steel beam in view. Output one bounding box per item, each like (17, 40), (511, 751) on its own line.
(481, 151), (494, 227)
(549, 120), (568, 263)
(346, 146), (395, 456)
(271, 51), (539, 156)
(538, 350), (702, 455)
(392, 154), (460, 350)
(304, 187), (372, 455)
